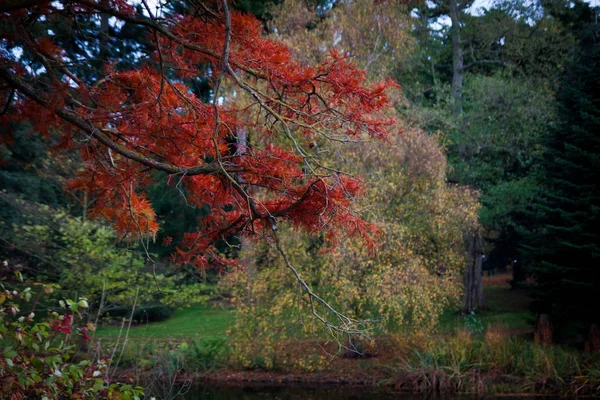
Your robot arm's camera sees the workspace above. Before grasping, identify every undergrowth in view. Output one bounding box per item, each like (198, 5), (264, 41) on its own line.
(390, 328), (600, 395)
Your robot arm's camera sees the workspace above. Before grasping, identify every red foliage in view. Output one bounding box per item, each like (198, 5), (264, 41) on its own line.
(0, 1), (398, 269)
(78, 326), (90, 342)
(51, 314), (73, 335)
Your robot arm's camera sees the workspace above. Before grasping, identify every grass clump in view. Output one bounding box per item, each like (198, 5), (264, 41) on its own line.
(391, 328), (600, 395)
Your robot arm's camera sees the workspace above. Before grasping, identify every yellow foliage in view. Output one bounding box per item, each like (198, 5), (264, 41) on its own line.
(270, 0), (412, 82)
(220, 0), (479, 364)
(222, 130), (480, 365)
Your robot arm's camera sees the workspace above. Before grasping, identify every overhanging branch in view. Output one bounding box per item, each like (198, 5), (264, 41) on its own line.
(0, 65), (243, 177)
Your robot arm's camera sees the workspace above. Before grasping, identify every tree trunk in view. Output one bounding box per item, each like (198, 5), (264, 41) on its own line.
(99, 0), (110, 70)
(449, 0), (464, 117)
(463, 230), (484, 313)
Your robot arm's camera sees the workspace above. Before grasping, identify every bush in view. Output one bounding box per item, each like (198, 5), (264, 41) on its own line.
(0, 269), (144, 399)
(134, 305), (175, 323)
(224, 131), (479, 362)
(105, 305), (175, 324)
(183, 338), (230, 372)
(0, 193), (218, 319)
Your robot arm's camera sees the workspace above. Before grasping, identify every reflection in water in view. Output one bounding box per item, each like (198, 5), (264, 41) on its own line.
(179, 384), (469, 400)
(153, 383), (561, 399)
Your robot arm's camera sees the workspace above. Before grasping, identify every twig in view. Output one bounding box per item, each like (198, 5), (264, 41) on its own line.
(271, 223), (380, 354)
(110, 287), (139, 381)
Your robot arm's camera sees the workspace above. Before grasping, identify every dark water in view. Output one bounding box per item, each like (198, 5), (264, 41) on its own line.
(146, 382), (570, 399)
(168, 384), (477, 400)
(148, 382), (565, 399)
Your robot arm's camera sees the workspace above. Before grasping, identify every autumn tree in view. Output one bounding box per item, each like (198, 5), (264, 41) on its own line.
(221, 2), (479, 362)
(0, 1), (397, 333)
(271, 0), (411, 81)
(224, 129), (479, 365)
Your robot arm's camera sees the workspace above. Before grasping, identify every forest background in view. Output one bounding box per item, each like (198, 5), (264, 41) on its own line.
(0, 0), (599, 397)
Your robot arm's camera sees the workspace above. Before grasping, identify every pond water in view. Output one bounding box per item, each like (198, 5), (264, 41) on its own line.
(166, 384), (476, 400)
(146, 382), (565, 399)
(184, 385), (400, 399)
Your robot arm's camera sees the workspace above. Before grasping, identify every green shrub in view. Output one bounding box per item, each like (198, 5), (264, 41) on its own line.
(182, 337), (230, 372)
(134, 305), (175, 323)
(0, 273), (144, 399)
(0, 194), (218, 320)
(106, 305), (175, 324)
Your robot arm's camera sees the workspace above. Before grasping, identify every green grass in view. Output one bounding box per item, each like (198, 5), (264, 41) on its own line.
(95, 305), (235, 339)
(96, 277), (532, 340)
(439, 284), (534, 333)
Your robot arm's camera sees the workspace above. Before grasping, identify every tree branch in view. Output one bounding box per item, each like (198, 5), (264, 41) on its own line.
(0, 65), (245, 177)
(271, 226), (379, 353)
(74, 0), (266, 79)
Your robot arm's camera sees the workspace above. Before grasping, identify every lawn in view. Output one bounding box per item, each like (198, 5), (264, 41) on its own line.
(95, 274), (532, 340)
(95, 305), (234, 339)
(439, 275), (534, 333)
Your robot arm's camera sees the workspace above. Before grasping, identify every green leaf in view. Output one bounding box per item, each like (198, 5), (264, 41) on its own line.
(31, 372), (42, 383)
(32, 357), (44, 372)
(3, 347), (17, 358)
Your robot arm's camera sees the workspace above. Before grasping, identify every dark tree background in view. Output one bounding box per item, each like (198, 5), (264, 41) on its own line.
(522, 1), (600, 338)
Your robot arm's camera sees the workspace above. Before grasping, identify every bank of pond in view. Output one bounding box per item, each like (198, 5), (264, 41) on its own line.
(92, 286), (599, 398)
(97, 329), (600, 399)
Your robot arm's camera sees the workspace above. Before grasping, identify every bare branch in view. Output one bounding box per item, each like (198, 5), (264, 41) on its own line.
(271, 224), (380, 353)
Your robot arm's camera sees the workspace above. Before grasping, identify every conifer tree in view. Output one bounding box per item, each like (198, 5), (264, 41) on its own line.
(524, 0), (600, 337)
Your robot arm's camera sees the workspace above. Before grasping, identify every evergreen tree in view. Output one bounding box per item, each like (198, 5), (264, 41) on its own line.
(524, 1), (600, 337)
